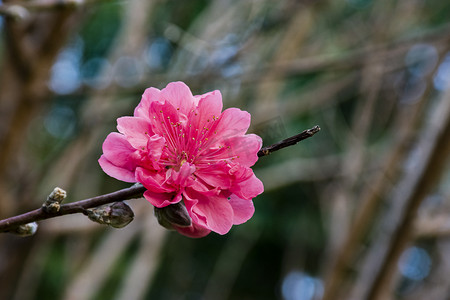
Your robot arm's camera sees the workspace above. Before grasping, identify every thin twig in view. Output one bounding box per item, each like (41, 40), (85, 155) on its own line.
(0, 126), (320, 234)
(0, 184), (146, 233)
(257, 125), (320, 157)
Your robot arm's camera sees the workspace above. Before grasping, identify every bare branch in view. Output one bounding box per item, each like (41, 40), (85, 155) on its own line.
(257, 125), (320, 157)
(0, 184), (146, 233)
(0, 126), (320, 234)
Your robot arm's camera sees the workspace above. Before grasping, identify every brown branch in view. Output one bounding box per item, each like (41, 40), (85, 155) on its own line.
(257, 125), (320, 157)
(0, 184), (146, 233)
(0, 126), (320, 234)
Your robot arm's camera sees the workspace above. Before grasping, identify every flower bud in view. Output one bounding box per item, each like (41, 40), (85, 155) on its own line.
(154, 201), (191, 230)
(86, 202), (134, 228)
(12, 222), (38, 237)
(43, 187), (67, 213)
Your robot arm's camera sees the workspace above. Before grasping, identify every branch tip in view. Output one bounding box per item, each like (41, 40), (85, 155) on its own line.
(257, 125), (321, 157)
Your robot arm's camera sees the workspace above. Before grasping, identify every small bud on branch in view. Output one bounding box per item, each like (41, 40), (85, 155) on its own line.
(42, 187), (67, 213)
(86, 202), (134, 228)
(11, 222), (38, 237)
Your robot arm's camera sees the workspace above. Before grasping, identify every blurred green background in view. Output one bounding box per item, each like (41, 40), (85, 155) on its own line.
(1, 0), (450, 299)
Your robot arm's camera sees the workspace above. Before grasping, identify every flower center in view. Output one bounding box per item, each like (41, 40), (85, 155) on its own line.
(154, 107), (239, 169)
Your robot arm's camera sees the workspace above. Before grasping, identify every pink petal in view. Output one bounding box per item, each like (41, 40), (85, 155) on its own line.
(143, 190), (182, 208)
(228, 194), (255, 225)
(188, 177), (211, 193)
(190, 90), (223, 130)
(98, 155), (136, 182)
(195, 163), (232, 189)
(135, 167), (172, 193)
(229, 165), (253, 181)
(214, 108), (251, 138)
(231, 173), (264, 200)
(146, 134), (166, 169)
(149, 100), (180, 137)
(200, 134), (261, 167)
(102, 132), (138, 170)
(223, 134), (262, 167)
(184, 189), (234, 235)
(117, 116), (152, 149)
(160, 82), (195, 116)
(173, 223), (211, 238)
(171, 162), (196, 187)
(134, 87), (163, 118)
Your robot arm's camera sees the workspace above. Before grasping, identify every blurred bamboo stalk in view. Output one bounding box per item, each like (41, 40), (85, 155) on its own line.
(322, 48), (448, 300)
(0, 2), (84, 298)
(63, 220), (141, 300)
(351, 82), (450, 300)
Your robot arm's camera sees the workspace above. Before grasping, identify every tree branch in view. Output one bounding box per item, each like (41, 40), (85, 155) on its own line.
(0, 125), (320, 234)
(0, 184), (146, 233)
(257, 125), (320, 157)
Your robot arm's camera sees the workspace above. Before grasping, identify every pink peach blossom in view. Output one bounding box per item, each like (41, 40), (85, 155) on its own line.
(99, 82), (263, 237)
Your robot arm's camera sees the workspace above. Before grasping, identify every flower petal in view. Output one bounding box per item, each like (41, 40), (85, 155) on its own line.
(98, 155), (135, 182)
(190, 90), (223, 130)
(143, 190), (182, 208)
(171, 162), (196, 187)
(214, 108), (251, 138)
(195, 163), (232, 189)
(184, 189), (234, 235)
(149, 100), (181, 137)
(134, 87), (163, 118)
(117, 116), (152, 149)
(173, 223), (211, 238)
(102, 132), (138, 170)
(228, 194), (255, 225)
(135, 167), (172, 193)
(161, 81), (195, 116)
(231, 173), (264, 200)
(223, 134), (262, 167)
(147, 134), (166, 169)
(199, 134), (261, 167)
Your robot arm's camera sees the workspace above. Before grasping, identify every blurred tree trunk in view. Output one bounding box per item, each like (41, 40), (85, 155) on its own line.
(0, 4), (83, 299)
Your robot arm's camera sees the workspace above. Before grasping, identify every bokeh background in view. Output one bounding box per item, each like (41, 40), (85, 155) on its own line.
(1, 0), (450, 299)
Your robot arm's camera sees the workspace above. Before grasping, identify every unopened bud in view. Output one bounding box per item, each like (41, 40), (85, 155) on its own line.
(86, 202), (134, 228)
(12, 222), (38, 237)
(43, 187), (67, 213)
(154, 201), (191, 230)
